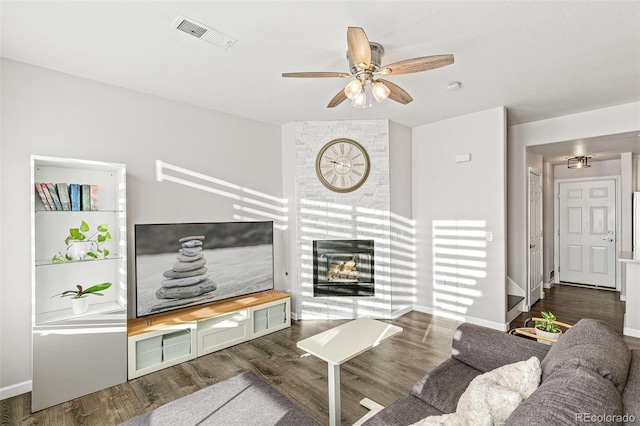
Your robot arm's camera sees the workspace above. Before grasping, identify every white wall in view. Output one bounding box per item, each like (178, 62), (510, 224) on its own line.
(508, 102), (640, 294)
(0, 59), (282, 397)
(543, 162), (555, 284)
(412, 107), (507, 330)
(280, 123), (297, 316)
(389, 121), (413, 314)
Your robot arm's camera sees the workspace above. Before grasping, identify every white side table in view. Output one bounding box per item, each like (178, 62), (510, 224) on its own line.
(297, 317), (403, 426)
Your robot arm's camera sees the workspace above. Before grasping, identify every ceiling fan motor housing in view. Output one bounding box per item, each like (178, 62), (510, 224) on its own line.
(348, 42), (384, 76)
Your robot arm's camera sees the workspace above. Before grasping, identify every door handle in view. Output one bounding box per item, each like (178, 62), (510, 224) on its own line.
(601, 238), (614, 242)
(530, 244), (536, 249)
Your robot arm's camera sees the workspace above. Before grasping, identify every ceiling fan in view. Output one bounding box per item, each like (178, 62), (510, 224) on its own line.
(282, 27), (454, 108)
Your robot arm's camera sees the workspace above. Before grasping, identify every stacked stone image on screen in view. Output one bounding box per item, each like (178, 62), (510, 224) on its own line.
(155, 236), (217, 300)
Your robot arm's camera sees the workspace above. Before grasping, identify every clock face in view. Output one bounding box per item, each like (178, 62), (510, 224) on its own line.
(315, 138), (370, 193)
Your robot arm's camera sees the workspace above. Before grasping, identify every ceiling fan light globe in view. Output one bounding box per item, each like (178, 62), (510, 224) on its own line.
(344, 80), (363, 100)
(372, 81), (391, 102)
(351, 85), (372, 109)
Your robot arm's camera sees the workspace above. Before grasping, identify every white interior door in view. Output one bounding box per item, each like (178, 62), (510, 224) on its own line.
(558, 179), (616, 288)
(528, 170), (543, 308)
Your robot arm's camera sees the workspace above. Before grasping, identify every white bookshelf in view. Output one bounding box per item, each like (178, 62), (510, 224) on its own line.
(30, 155), (127, 412)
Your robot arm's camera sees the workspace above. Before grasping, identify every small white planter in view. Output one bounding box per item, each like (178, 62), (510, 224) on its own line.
(66, 240), (97, 261)
(535, 328), (562, 345)
(71, 296), (89, 315)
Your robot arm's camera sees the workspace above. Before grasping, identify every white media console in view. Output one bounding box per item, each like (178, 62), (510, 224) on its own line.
(127, 290), (290, 379)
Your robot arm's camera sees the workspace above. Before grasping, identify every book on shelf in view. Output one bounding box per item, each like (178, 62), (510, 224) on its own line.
(46, 183), (63, 211)
(81, 184), (91, 211)
(34, 182), (52, 210)
(41, 183), (56, 211)
(89, 185), (99, 211)
(56, 183), (71, 211)
(69, 184), (81, 211)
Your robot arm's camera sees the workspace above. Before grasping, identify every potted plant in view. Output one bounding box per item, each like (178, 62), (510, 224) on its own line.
(51, 220), (111, 262)
(52, 282), (112, 314)
(534, 310), (562, 344)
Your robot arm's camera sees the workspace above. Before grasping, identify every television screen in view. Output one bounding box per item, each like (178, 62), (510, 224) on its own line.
(135, 221), (274, 317)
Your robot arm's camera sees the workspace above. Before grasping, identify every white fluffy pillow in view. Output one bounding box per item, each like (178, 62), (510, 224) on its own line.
(412, 356), (541, 426)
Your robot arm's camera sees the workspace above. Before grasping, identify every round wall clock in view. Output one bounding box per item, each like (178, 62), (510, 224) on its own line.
(315, 138), (371, 193)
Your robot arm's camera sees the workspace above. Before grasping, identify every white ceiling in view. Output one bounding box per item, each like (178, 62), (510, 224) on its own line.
(2, 1), (639, 161)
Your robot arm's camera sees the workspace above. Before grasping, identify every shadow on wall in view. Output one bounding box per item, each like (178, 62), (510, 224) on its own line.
(154, 160), (417, 318)
(155, 160), (288, 229)
(432, 220), (487, 321)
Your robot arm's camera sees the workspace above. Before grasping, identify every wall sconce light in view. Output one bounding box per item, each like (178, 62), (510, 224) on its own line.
(567, 156), (592, 169)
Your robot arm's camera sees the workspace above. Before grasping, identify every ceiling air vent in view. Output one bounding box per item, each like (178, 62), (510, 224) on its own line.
(172, 16), (237, 50)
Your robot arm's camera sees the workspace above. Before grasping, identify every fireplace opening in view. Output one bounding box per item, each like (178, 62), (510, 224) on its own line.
(313, 240), (374, 297)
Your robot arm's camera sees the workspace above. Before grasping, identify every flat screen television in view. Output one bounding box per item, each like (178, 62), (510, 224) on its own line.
(135, 221), (274, 318)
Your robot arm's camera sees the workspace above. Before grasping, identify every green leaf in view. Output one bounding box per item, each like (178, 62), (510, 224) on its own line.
(69, 228), (85, 240)
(81, 283), (112, 295)
(65, 254), (72, 262)
(80, 221), (90, 232)
(104, 249), (110, 257)
(86, 252), (98, 259)
(97, 234), (106, 243)
(97, 224), (108, 232)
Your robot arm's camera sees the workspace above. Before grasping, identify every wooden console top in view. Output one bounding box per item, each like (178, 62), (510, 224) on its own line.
(127, 290), (289, 337)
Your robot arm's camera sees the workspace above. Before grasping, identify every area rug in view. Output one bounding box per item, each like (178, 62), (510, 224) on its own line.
(120, 371), (320, 425)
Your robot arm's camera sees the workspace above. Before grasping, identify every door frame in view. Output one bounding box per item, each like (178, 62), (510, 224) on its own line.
(527, 168), (543, 310)
(554, 175), (621, 291)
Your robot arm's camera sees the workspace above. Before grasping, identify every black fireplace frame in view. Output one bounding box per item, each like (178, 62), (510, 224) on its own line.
(313, 239), (375, 297)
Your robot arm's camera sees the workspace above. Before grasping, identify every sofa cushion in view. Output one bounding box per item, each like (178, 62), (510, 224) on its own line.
(362, 395), (443, 426)
(541, 319), (631, 392)
(410, 358), (482, 413)
(412, 357), (541, 426)
(508, 365), (623, 426)
(452, 323), (549, 373)
(622, 350), (640, 423)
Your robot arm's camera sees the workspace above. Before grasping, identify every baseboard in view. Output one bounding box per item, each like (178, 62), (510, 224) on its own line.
(623, 327), (640, 338)
(463, 316), (509, 332)
(620, 294), (627, 302)
(0, 380), (31, 401)
(290, 311), (299, 321)
(391, 305), (413, 319)
(412, 305), (507, 331)
(543, 281), (555, 289)
(412, 304), (434, 314)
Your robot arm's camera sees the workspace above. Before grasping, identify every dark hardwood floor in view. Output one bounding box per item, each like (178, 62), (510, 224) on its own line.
(2, 284), (638, 426)
(510, 283), (640, 350)
(0, 312), (460, 426)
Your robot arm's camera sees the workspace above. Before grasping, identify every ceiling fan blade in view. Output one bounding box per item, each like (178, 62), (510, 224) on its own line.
(282, 72), (351, 78)
(327, 89), (348, 108)
(347, 27), (372, 70)
(377, 79), (413, 104)
(379, 54), (454, 76)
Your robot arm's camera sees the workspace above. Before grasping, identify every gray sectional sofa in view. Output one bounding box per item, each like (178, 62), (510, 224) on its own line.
(363, 319), (640, 425)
